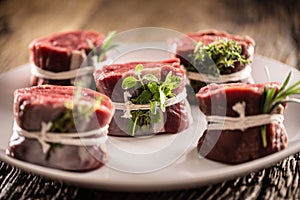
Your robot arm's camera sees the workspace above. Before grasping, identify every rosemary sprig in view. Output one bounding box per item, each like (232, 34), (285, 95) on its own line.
(87, 31), (117, 62)
(121, 64), (181, 136)
(260, 70), (300, 147)
(190, 39), (251, 77)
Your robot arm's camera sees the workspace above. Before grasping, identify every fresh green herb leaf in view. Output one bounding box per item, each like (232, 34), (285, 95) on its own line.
(135, 64), (143, 75)
(131, 90), (152, 104)
(276, 71), (292, 96)
(132, 114), (139, 137)
(49, 109), (74, 133)
(190, 39), (251, 77)
(148, 82), (158, 93)
(98, 31), (117, 62)
(260, 70), (300, 147)
(263, 87), (276, 114)
(271, 98), (300, 112)
(262, 72), (300, 114)
(171, 76), (181, 88)
(86, 39), (95, 52)
(143, 74), (159, 83)
(165, 71), (173, 84)
(122, 64), (182, 135)
(48, 86), (102, 157)
(159, 86), (166, 112)
(87, 31), (117, 62)
(150, 101), (157, 114)
(101, 31), (116, 51)
(122, 76), (137, 89)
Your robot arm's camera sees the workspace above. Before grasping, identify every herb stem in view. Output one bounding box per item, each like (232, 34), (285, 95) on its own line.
(132, 114), (139, 136)
(261, 125), (267, 148)
(87, 31), (116, 62)
(260, 70), (300, 148)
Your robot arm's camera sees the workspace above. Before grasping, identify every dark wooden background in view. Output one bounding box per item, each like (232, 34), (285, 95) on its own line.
(0, 0), (300, 199)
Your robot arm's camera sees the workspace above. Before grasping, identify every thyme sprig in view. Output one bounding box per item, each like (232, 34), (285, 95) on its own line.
(190, 39), (251, 77)
(50, 85), (103, 133)
(260, 70), (300, 147)
(87, 31), (117, 62)
(121, 64), (181, 136)
(46, 85), (103, 159)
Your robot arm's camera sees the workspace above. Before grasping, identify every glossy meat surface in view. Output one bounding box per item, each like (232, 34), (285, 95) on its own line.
(196, 82), (288, 164)
(29, 31), (105, 86)
(7, 85), (114, 171)
(94, 59), (190, 136)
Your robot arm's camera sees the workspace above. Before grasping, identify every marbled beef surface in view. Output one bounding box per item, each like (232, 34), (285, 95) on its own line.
(196, 83), (288, 164)
(94, 59), (190, 136)
(7, 85), (113, 171)
(29, 31), (105, 86)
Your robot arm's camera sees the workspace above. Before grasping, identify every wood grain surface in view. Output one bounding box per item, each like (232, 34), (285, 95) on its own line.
(0, 0), (300, 199)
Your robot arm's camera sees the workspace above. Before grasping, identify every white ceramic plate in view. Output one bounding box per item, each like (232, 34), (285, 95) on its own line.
(0, 55), (300, 191)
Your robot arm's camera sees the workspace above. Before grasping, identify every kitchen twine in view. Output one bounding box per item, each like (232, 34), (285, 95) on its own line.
(113, 87), (187, 119)
(31, 57), (114, 80)
(206, 101), (284, 131)
(186, 64), (252, 83)
(30, 63), (95, 80)
(13, 121), (108, 154)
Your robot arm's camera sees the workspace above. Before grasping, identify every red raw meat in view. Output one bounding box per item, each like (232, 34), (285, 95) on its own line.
(7, 85), (114, 171)
(29, 30), (105, 86)
(196, 82), (288, 164)
(94, 59), (190, 136)
(172, 30), (255, 91)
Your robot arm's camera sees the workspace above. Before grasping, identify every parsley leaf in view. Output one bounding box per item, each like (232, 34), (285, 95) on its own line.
(121, 64), (182, 136)
(122, 76), (137, 89)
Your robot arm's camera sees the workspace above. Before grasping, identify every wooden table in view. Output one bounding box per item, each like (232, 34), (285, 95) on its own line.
(0, 0), (300, 199)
